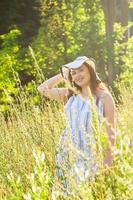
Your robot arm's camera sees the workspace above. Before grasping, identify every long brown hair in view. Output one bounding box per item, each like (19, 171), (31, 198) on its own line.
(67, 61), (108, 99)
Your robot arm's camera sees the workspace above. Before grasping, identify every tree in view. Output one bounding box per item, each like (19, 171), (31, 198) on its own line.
(101, 0), (129, 84)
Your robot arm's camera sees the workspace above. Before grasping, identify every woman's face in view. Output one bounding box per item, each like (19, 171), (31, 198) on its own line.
(70, 64), (91, 88)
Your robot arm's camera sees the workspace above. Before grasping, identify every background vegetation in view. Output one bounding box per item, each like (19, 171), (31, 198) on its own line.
(0, 0), (133, 199)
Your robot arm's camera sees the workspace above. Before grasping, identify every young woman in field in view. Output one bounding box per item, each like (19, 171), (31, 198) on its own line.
(38, 56), (115, 195)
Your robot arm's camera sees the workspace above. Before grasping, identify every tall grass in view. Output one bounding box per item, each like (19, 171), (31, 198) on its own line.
(0, 87), (65, 199)
(0, 78), (132, 199)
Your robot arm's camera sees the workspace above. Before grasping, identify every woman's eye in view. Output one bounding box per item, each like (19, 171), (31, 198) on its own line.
(71, 68), (84, 76)
(71, 71), (76, 75)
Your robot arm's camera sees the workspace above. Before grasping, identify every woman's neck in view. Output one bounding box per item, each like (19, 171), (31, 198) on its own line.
(81, 86), (92, 98)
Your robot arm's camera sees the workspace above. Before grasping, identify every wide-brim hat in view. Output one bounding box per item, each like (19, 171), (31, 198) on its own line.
(61, 56), (100, 82)
(63, 56), (90, 69)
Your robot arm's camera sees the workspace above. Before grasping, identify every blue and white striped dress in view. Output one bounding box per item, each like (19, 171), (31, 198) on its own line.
(55, 94), (104, 189)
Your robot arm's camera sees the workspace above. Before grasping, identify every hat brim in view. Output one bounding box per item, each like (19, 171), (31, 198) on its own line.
(60, 66), (70, 81)
(63, 59), (86, 69)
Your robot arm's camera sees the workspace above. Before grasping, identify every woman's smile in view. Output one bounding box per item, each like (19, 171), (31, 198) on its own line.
(75, 78), (85, 85)
(75, 77), (84, 82)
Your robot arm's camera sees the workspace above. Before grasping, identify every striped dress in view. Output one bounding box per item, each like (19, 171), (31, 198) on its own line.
(55, 94), (104, 192)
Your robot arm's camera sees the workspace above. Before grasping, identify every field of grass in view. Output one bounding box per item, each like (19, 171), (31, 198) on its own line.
(0, 83), (133, 200)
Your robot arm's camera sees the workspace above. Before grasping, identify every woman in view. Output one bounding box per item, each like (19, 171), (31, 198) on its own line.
(38, 56), (115, 196)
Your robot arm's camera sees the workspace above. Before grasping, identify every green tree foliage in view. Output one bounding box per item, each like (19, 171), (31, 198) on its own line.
(119, 36), (133, 86)
(0, 30), (39, 111)
(31, 0), (106, 79)
(0, 29), (21, 111)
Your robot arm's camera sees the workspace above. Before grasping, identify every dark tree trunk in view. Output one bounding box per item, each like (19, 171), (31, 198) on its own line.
(115, 0), (128, 40)
(101, 0), (115, 85)
(101, 0), (128, 85)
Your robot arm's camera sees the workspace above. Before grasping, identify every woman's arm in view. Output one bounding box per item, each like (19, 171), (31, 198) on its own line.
(102, 92), (116, 166)
(37, 73), (69, 102)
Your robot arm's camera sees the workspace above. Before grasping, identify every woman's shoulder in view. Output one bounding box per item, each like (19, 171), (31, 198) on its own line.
(97, 87), (109, 97)
(97, 89), (115, 108)
(97, 89), (114, 102)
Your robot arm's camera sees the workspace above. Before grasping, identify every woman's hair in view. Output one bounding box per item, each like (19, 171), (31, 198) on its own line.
(67, 61), (108, 99)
